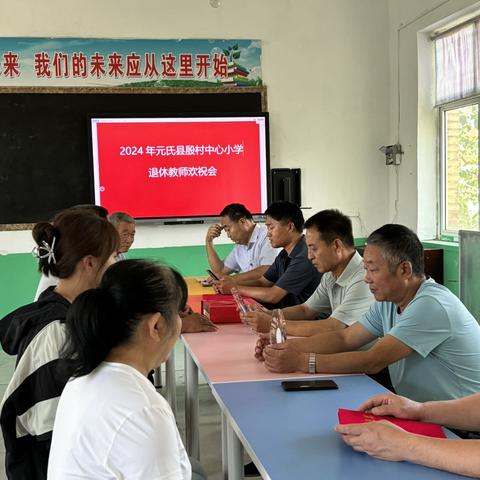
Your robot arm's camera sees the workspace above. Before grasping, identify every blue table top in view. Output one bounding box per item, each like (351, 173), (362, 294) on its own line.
(213, 375), (466, 480)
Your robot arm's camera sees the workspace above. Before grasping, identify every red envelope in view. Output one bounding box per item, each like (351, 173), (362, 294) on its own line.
(338, 408), (446, 438)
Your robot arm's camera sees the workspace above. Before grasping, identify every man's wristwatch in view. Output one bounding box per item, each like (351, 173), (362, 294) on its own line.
(308, 352), (316, 374)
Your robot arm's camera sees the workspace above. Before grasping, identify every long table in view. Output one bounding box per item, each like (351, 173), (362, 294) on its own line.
(182, 322), (343, 462)
(212, 376), (463, 480)
(179, 280), (463, 480)
(182, 279), (346, 458)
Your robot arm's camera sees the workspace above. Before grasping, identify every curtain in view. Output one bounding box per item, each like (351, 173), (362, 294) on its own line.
(435, 23), (476, 104)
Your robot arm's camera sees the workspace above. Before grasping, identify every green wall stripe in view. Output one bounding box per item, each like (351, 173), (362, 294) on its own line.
(127, 244), (234, 276)
(0, 253), (42, 319)
(0, 240), (460, 319)
(0, 244), (234, 319)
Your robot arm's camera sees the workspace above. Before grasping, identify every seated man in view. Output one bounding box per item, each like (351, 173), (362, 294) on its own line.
(108, 211), (136, 261)
(205, 203), (280, 282)
(262, 224), (480, 402)
(107, 212), (217, 334)
(217, 201), (322, 309)
(336, 391), (480, 477)
(244, 209), (374, 336)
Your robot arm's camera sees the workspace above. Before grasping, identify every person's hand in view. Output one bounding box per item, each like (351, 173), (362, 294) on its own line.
(206, 224), (224, 243)
(254, 334), (270, 362)
(358, 393), (425, 420)
(335, 421), (410, 462)
(181, 313), (218, 333)
(243, 310), (271, 333)
(263, 341), (302, 373)
(216, 275), (236, 294)
(199, 277), (214, 286)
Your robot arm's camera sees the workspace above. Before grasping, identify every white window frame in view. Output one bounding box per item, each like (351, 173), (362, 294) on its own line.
(439, 96), (480, 238)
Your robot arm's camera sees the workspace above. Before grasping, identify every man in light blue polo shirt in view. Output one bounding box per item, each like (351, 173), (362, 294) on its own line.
(205, 203), (279, 281)
(357, 275), (480, 401)
(263, 224), (480, 402)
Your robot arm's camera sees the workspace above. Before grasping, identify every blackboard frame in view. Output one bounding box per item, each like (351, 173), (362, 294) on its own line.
(0, 86), (267, 230)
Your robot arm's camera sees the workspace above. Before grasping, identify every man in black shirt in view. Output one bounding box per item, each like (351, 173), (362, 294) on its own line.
(217, 201), (321, 308)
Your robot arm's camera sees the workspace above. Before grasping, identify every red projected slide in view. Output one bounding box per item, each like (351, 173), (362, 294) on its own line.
(90, 116), (268, 219)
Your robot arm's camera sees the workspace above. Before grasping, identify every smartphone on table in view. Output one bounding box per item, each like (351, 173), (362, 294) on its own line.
(281, 379), (338, 391)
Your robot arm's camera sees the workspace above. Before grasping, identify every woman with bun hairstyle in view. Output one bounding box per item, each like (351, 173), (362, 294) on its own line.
(48, 260), (206, 480)
(0, 209), (118, 480)
(34, 204), (109, 300)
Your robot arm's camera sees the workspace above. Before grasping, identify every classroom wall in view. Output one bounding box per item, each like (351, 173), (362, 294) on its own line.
(2, 0), (476, 317)
(0, 0), (391, 254)
(387, 0), (480, 237)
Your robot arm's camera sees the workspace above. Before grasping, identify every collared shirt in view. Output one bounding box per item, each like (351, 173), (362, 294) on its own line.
(263, 235), (322, 308)
(359, 278), (480, 402)
(305, 251), (373, 326)
(224, 224), (280, 273)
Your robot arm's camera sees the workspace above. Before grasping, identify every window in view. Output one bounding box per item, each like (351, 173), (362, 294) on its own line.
(440, 102), (479, 234)
(436, 21), (480, 235)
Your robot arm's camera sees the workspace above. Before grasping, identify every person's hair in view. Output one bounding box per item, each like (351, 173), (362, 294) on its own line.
(304, 209), (354, 248)
(219, 203), (253, 222)
(366, 224), (425, 275)
(109, 212), (135, 226)
(63, 260), (186, 377)
(70, 204), (109, 219)
(32, 209), (119, 278)
(172, 269), (188, 312)
(264, 201), (304, 233)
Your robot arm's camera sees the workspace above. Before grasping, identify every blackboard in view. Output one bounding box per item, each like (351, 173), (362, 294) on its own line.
(0, 87), (266, 228)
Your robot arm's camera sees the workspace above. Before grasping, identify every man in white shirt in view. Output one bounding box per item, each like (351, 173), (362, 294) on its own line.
(205, 203), (280, 281)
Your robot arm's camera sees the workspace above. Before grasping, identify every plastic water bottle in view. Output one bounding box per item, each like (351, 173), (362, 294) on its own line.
(231, 287), (249, 315)
(270, 309), (287, 344)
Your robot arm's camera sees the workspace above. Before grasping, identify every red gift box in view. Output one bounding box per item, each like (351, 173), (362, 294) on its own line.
(201, 294), (258, 324)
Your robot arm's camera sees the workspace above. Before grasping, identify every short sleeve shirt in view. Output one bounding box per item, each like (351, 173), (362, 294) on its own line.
(359, 278), (480, 402)
(305, 251), (373, 326)
(224, 224), (280, 273)
(48, 362), (191, 480)
(263, 235), (322, 308)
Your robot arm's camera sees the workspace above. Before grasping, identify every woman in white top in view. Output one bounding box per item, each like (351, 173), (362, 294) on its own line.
(48, 260), (206, 480)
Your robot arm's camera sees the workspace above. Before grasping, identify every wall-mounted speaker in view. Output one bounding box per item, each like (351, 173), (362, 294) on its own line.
(271, 168), (301, 206)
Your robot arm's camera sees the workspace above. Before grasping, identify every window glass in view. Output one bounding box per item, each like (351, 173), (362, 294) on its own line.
(443, 104), (479, 232)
